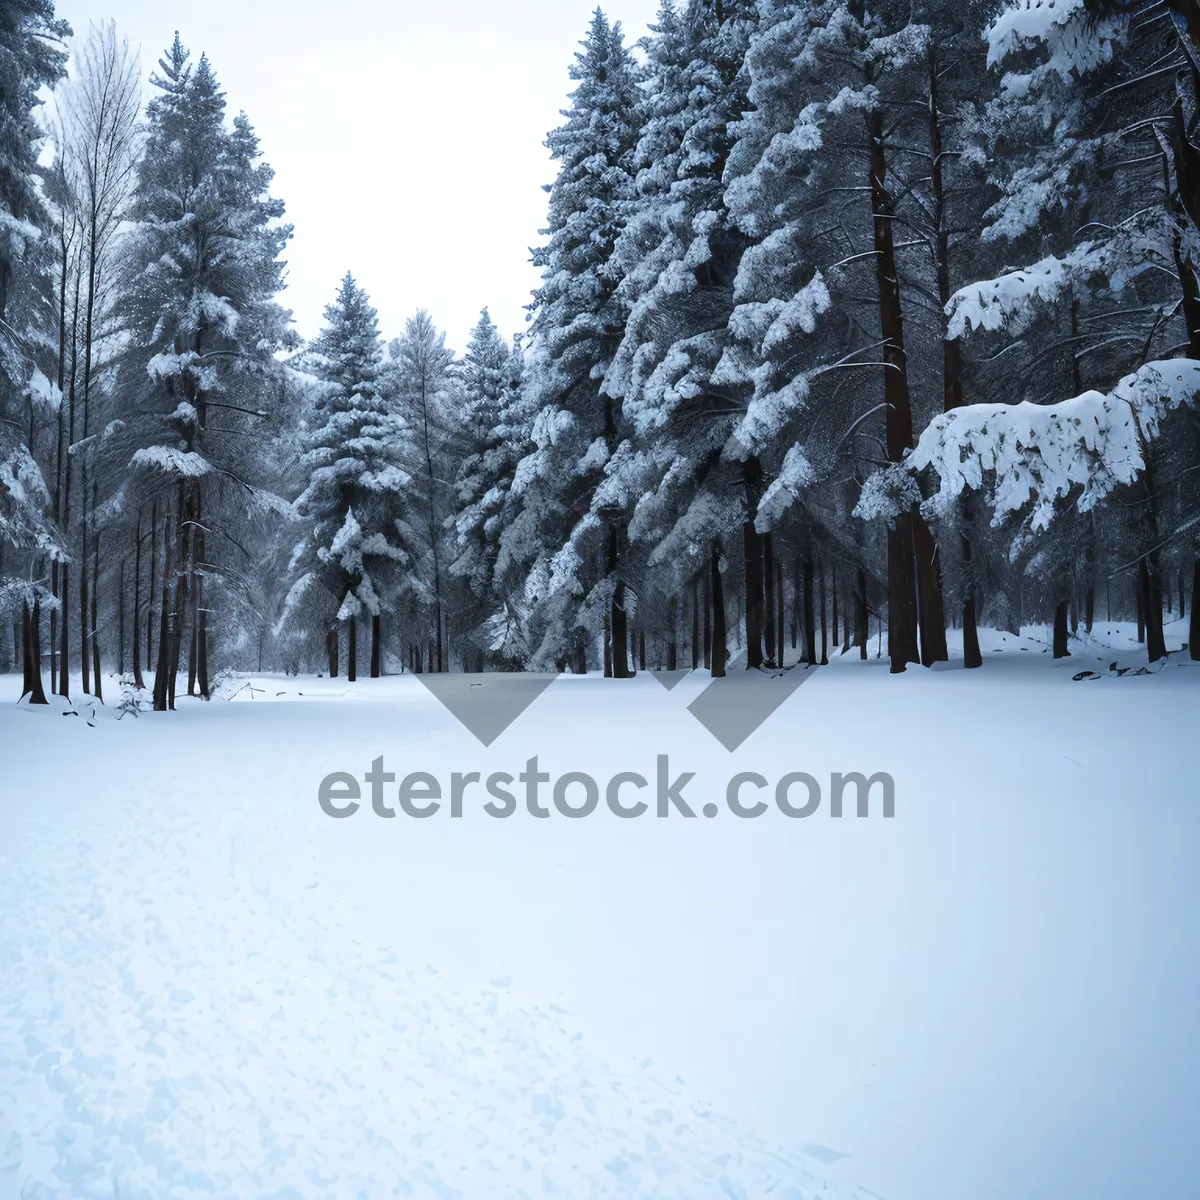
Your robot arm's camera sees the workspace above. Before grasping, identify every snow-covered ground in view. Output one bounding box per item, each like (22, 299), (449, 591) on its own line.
(1, 624), (1197, 1200)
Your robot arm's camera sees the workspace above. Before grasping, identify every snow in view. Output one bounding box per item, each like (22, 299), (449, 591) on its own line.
(2, 628), (1197, 1200)
(907, 360), (1200, 529)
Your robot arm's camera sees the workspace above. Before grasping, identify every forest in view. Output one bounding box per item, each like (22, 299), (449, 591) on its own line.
(5, 0), (1200, 711)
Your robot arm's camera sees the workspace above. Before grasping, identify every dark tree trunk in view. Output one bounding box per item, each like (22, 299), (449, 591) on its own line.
(29, 599), (47, 705)
(791, 559), (799, 650)
(742, 458), (765, 669)
(830, 563), (839, 649)
(638, 628), (646, 672)
(58, 564), (70, 698)
(864, 82), (924, 672)
(327, 627), (339, 678)
(371, 613), (382, 677)
(608, 525), (632, 678)
(668, 594), (678, 671)
(913, 515), (948, 665)
(194, 500), (208, 699)
(188, 624), (198, 696)
(887, 519), (920, 672)
(710, 541), (727, 678)
(702, 564), (712, 670)
(80, 518), (90, 694)
(1190, 560), (1200, 660)
(50, 563), (58, 696)
(1136, 574), (1145, 644)
(91, 530), (102, 702)
(819, 566), (828, 666)
(1085, 584), (1095, 635)
(1141, 559), (1167, 663)
(348, 615), (358, 682)
(1053, 600), (1071, 659)
(856, 568), (869, 661)
(132, 510), (144, 689)
(21, 598), (34, 699)
(690, 577), (699, 669)
(147, 500), (156, 671)
(762, 533), (776, 666)
(776, 566), (785, 666)
(152, 518), (174, 711)
(118, 559), (125, 677)
(803, 554), (817, 667)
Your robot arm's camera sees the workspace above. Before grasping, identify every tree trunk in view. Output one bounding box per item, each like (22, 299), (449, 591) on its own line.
(638, 628), (646, 672)
(80, 516), (90, 694)
(913, 514), (948, 665)
(348, 614), (358, 682)
(91, 529), (102, 702)
(864, 83), (924, 673)
(1136, 573), (1145, 644)
(819, 565), (828, 666)
(194, 498), (209, 699)
(29, 598), (48, 705)
(50, 564), (58, 696)
(702, 563), (712, 670)
(58, 563), (70, 699)
(776, 566), (785, 666)
(791, 559), (799, 650)
(147, 500), (157, 671)
(856, 568), (869, 661)
(668, 594), (678, 671)
(21, 597), (34, 699)
(327, 627), (339, 677)
(188, 624), (198, 696)
(1190, 560), (1200, 661)
(803, 554), (817, 667)
(132, 510), (144, 689)
(762, 533), (776, 667)
(690, 577), (699, 669)
(609, 526), (632, 678)
(1141, 559), (1167, 663)
(1053, 600), (1070, 659)
(153, 518), (174, 711)
(710, 541), (726, 678)
(830, 562), (839, 649)
(742, 458), (764, 669)
(371, 613), (382, 678)
(118, 558), (125, 677)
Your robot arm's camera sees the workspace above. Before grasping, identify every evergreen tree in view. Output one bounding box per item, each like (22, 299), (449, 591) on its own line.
(291, 273), (411, 681)
(502, 7), (642, 674)
(0, 0), (69, 701)
(116, 34), (296, 707)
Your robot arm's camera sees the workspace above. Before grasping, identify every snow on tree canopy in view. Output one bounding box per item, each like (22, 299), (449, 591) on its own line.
(904, 360), (1200, 531)
(130, 446), (213, 478)
(985, 0), (1121, 75)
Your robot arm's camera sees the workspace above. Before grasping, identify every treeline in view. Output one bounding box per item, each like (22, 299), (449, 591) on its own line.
(4, 1), (1200, 708)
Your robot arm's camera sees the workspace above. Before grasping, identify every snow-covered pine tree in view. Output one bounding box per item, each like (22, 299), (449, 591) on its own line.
(922, 0), (1200, 661)
(115, 35), (296, 708)
(382, 310), (455, 673)
(502, 7), (642, 675)
(449, 309), (520, 669)
(600, 0), (765, 673)
(291, 273), (411, 681)
(0, 0), (69, 702)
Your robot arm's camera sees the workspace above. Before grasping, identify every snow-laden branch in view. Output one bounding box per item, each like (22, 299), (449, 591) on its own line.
(864, 359), (1200, 532)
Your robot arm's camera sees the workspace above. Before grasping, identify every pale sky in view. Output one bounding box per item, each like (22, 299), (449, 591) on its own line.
(55, 0), (663, 352)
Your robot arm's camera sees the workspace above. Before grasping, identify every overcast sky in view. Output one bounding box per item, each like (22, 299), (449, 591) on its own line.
(54, 0), (663, 352)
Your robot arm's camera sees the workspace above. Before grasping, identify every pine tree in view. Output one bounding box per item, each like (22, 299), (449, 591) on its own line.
(291, 273), (411, 681)
(504, 7), (642, 674)
(0, 0), (69, 702)
(117, 34), (296, 707)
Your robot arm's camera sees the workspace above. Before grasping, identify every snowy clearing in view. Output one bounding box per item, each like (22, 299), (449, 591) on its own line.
(2, 626), (1198, 1200)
